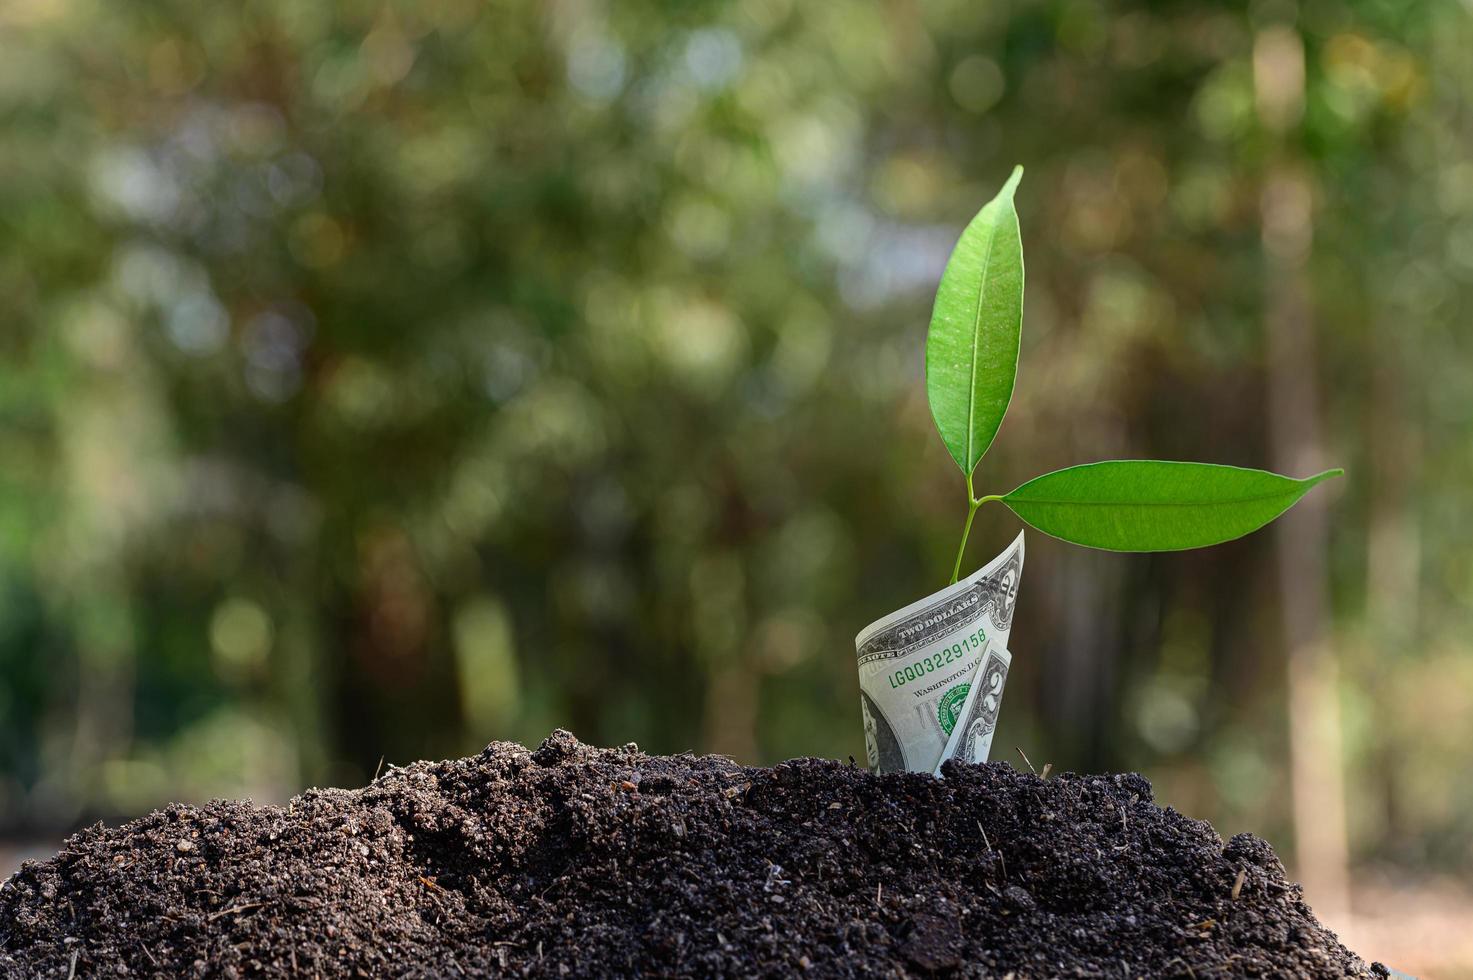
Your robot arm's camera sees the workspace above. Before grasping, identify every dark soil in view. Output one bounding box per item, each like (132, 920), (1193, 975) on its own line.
(2, 731), (1383, 978)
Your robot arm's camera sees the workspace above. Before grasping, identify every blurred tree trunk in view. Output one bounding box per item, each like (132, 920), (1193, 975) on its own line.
(1051, 547), (1123, 770)
(1367, 349), (1420, 646)
(70, 590), (136, 818)
(704, 666), (759, 761)
(1366, 320), (1420, 846)
(696, 551), (758, 761)
(1255, 24), (1351, 927)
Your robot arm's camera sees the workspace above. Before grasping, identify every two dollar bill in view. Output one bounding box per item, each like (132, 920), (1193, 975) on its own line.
(854, 532), (1024, 775)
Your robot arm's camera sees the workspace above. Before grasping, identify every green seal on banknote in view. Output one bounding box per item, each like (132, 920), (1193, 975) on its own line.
(937, 682), (971, 735)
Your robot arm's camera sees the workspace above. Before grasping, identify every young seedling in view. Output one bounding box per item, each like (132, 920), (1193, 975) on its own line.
(928, 165), (1340, 583)
(853, 165), (1340, 778)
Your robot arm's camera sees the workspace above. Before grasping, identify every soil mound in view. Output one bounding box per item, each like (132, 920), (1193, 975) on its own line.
(2, 731), (1382, 978)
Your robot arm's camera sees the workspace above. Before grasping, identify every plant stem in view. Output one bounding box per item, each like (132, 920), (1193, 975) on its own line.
(949, 483), (1007, 584)
(949, 499), (980, 585)
(949, 476), (1001, 585)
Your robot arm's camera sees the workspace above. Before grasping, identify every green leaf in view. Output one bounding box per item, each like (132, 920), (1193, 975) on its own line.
(925, 165), (1025, 477)
(999, 461), (1342, 552)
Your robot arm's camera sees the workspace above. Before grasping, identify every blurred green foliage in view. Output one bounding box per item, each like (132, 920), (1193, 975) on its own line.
(1, 0), (1471, 881)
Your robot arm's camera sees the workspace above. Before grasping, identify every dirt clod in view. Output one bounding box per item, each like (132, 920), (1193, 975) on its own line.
(0, 731), (1384, 978)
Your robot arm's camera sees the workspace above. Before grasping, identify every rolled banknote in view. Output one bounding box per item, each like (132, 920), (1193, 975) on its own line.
(855, 531), (1023, 775)
(933, 643), (1011, 775)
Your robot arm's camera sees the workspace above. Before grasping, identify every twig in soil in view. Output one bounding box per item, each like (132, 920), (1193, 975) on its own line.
(1040, 763), (1053, 780)
(1231, 868), (1246, 901)
(1015, 748), (1036, 774)
(206, 901), (270, 922)
(1120, 805), (1128, 833)
(66, 950), (78, 980)
(875, 882), (883, 906)
(1165, 956), (1198, 979)
(975, 823), (1008, 880)
(373, 756), (385, 782)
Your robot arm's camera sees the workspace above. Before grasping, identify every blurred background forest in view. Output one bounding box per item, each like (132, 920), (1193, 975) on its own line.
(2, 0), (1471, 972)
